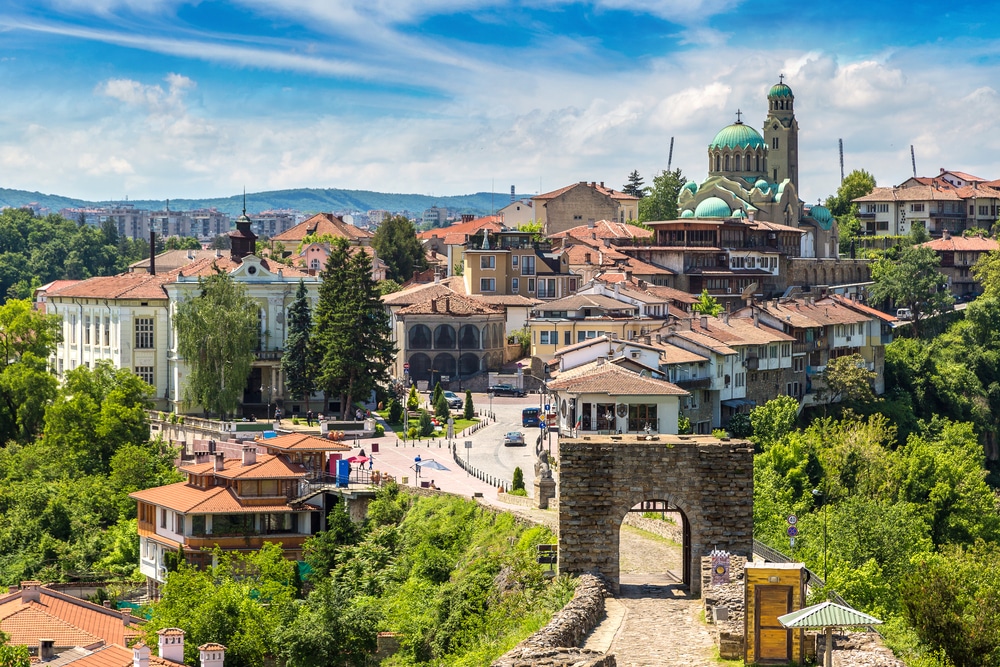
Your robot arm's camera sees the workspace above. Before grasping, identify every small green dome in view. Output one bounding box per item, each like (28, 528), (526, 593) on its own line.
(683, 181), (698, 194)
(769, 82), (793, 98)
(709, 122), (765, 150)
(694, 197), (732, 218)
(733, 209), (747, 219)
(811, 205), (832, 224)
(754, 179), (769, 191)
(680, 209), (694, 218)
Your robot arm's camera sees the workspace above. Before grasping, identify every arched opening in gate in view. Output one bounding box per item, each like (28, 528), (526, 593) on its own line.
(619, 499), (692, 590)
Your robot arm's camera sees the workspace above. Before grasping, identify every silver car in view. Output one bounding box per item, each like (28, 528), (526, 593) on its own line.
(503, 431), (526, 447)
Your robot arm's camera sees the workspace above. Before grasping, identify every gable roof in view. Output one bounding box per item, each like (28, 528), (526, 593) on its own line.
(0, 585), (141, 650)
(534, 182), (639, 203)
(534, 293), (638, 313)
(396, 293), (503, 316)
(129, 481), (303, 514)
(179, 453), (308, 480)
(47, 271), (175, 300)
(922, 234), (999, 253)
(261, 432), (351, 452)
(548, 219), (652, 243)
(547, 363), (686, 396)
(271, 213), (372, 243)
(416, 215), (503, 241)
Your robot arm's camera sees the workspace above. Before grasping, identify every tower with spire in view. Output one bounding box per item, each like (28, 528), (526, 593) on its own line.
(763, 74), (799, 190)
(229, 189), (257, 261)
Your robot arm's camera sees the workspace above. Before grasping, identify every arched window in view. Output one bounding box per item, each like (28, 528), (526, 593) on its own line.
(755, 155), (760, 172)
(433, 324), (456, 349)
(309, 259), (321, 271)
(458, 353), (479, 376)
(715, 154), (721, 172)
(408, 353), (432, 381)
(432, 353), (457, 380)
(459, 324), (480, 349)
(734, 154), (741, 171)
(408, 324), (432, 349)
(772, 137), (779, 150)
(724, 154), (730, 171)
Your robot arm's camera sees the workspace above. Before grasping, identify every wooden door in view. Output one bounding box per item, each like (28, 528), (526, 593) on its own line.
(755, 585), (792, 662)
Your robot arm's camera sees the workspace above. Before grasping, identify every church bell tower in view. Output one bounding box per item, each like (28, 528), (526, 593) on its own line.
(763, 75), (799, 190)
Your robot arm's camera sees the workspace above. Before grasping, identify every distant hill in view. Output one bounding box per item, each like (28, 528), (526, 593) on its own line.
(0, 187), (531, 217)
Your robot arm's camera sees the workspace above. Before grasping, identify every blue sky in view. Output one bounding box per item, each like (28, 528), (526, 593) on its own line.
(2, 1), (1000, 204)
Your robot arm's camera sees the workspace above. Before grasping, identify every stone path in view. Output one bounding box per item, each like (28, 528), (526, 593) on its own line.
(583, 525), (718, 666)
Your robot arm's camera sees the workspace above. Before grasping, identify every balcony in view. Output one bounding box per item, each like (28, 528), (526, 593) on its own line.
(184, 534), (310, 550)
(255, 349), (283, 361)
(674, 376), (712, 389)
(792, 340), (821, 354)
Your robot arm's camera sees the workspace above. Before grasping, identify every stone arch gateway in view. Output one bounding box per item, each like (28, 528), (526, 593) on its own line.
(557, 436), (754, 596)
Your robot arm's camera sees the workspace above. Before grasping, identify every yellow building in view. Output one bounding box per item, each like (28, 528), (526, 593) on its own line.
(528, 293), (659, 362)
(463, 230), (578, 301)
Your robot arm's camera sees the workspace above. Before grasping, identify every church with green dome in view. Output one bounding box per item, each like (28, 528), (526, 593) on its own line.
(673, 77), (838, 259)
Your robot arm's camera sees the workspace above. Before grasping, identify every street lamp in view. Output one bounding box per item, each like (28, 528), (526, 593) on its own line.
(260, 384), (274, 421)
(812, 488), (828, 581)
(488, 390), (493, 420)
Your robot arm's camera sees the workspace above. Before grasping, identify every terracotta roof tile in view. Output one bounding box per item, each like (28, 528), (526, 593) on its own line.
(175, 256), (310, 278)
(853, 185), (962, 203)
(0, 606), (103, 649)
(179, 454), (308, 480)
(396, 293), (503, 316)
(691, 316), (795, 345)
(59, 644), (132, 667)
(271, 213), (372, 243)
(0, 588), (140, 649)
(129, 482), (301, 514)
(534, 183), (640, 202)
(548, 220), (652, 242)
(416, 216), (503, 240)
(262, 433), (351, 452)
(922, 235), (999, 252)
(534, 293), (638, 313)
(48, 272), (173, 300)
(547, 363), (687, 396)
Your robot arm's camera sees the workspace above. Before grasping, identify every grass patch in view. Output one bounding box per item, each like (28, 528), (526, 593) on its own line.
(379, 416), (478, 437)
(621, 524), (682, 548)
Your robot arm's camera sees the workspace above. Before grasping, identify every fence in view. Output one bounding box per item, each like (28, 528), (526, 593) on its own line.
(450, 442), (511, 492)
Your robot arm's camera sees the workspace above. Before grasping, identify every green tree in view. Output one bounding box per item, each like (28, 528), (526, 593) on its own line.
(434, 392), (449, 420)
(823, 353), (877, 404)
(313, 239), (395, 419)
(0, 352), (57, 443)
(378, 278), (402, 296)
(163, 236), (202, 251)
(463, 390), (474, 420)
(901, 542), (1000, 667)
(371, 215), (428, 283)
(750, 396), (800, 449)
(0, 298), (62, 366)
(869, 244), (952, 337)
(0, 630), (30, 667)
(282, 280), (316, 412)
(511, 466), (525, 492)
(691, 289), (722, 316)
(406, 385), (419, 411)
(972, 249), (1000, 300)
(638, 168), (685, 223)
(825, 169), (876, 217)
(622, 170), (645, 198)
(174, 270), (258, 418)
(432, 382), (443, 405)
(418, 409), (433, 437)
(387, 398), (402, 424)
(303, 501), (361, 580)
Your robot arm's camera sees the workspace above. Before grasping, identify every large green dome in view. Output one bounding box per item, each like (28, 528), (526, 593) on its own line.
(709, 122), (765, 150)
(769, 82), (793, 98)
(694, 197), (732, 218)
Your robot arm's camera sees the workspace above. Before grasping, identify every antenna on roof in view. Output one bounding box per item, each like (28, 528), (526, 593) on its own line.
(910, 145), (917, 178)
(838, 138), (844, 184)
(667, 136), (675, 172)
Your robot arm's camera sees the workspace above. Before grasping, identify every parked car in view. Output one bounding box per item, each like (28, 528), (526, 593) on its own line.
(896, 307), (913, 321)
(442, 390), (463, 409)
(503, 431), (526, 446)
(489, 383), (525, 397)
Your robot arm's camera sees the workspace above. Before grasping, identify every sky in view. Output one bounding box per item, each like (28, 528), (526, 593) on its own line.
(2, 1), (1000, 205)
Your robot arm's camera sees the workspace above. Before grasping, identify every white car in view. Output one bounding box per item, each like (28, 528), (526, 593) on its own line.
(896, 308), (913, 321)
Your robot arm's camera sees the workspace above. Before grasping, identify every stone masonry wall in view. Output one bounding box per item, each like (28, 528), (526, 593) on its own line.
(558, 435), (754, 596)
(492, 573), (614, 667)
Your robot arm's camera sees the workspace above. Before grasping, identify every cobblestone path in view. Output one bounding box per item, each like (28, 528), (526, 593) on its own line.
(602, 526), (717, 666)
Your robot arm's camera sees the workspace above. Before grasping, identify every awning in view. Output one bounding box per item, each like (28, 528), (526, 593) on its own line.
(721, 398), (756, 409)
(778, 601), (883, 628)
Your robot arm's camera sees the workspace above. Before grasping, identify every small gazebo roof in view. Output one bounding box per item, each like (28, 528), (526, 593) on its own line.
(778, 601), (883, 629)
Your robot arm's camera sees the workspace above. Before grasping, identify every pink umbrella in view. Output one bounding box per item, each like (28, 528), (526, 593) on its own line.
(347, 455), (369, 464)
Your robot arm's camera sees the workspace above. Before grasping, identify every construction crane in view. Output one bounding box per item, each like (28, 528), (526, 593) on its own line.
(667, 137), (675, 172)
(911, 145), (917, 178)
(838, 139), (844, 184)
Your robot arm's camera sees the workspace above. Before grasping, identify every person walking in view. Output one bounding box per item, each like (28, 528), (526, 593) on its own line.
(274, 407), (281, 425)
(306, 410), (313, 427)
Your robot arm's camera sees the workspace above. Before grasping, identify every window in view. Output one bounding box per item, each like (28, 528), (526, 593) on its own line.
(564, 331), (571, 345)
(84, 316), (91, 345)
(527, 278), (535, 292)
(135, 366), (154, 385)
(511, 278), (519, 292)
(161, 508), (167, 528)
(175, 513), (184, 534)
(781, 343), (791, 357)
(480, 278), (496, 292)
(191, 515), (206, 535)
(480, 255), (496, 269)
(135, 317), (154, 349)
(103, 316), (110, 346)
(772, 137), (779, 149)
(980, 205), (989, 216)
(568, 278), (577, 292)
(717, 363), (724, 378)
(577, 331), (587, 342)
(511, 255), (518, 267)
(522, 256), (536, 275)
(793, 357), (804, 373)
(540, 331), (551, 345)
(911, 203), (925, 212)
(628, 404), (657, 432)
(573, 214), (583, 220)
(310, 259), (321, 271)
(735, 372), (745, 388)
(769, 345), (778, 359)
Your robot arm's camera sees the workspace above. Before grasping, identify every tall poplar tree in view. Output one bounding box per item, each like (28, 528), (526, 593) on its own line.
(281, 279), (316, 412)
(175, 270), (258, 418)
(313, 240), (395, 418)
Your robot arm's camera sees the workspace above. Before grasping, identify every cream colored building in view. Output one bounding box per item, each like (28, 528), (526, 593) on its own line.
(533, 181), (640, 236)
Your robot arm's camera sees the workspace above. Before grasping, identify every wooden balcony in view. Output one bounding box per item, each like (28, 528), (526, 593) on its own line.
(183, 534), (310, 550)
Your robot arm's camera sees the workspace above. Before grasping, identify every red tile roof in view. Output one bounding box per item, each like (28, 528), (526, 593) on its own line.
(129, 481), (301, 514)
(548, 220), (652, 242)
(0, 586), (140, 650)
(547, 363), (687, 396)
(534, 182), (639, 202)
(271, 213), (372, 243)
(48, 272), (174, 300)
(416, 216), (503, 241)
(261, 433), (351, 452)
(176, 256), (310, 278)
(922, 235), (999, 252)
(853, 185), (962, 203)
(396, 293), (503, 316)
(179, 453), (308, 480)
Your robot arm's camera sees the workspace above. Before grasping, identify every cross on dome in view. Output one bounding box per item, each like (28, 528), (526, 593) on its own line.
(779, 73), (785, 83)
(735, 109), (742, 123)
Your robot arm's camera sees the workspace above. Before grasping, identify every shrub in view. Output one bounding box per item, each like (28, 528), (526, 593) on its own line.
(512, 466), (525, 492)
(507, 488), (528, 497)
(463, 390), (474, 420)
(419, 410), (434, 437)
(406, 386), (419, 411)
(727, 412), (752, 438)
(678, 414), (693, 435)
(407, 426), (418, 440)
(432, 381), (443, 405)
(374, 424), (385, 436)
(388, 398), (402, 424)
(712, 428), (728, 439)
(291, 417), (301, 425)
(434, 393), (450, 420)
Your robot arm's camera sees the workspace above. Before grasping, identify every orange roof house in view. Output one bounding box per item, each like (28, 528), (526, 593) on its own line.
(271, 213), (372, 246)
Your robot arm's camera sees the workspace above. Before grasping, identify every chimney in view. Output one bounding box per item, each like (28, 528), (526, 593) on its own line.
(723, 311), (730, 325)
(187, 249), (195, 260)
(587, 219), (595, 229)
(121, 608), (133, 626)
(430, 299), (438, 313)
(133, 642), (151, 667)
(942, 229), (951, 240)
(597, 356), (606, 366)
(199, 644), (226, 667)
(753, 310), (760, 327)
(638, 279), (646, 289)
(585, 253), (592, 264)
(642, 335), (651, 345)
(590, 181), (596, 187)
(149, 231), (156, 275)
(241, 444), (257, 467)
(214, 452), (225, 473)
(600, 181), (605, 188)
(158, 629), (186, 664)
(462, 214), (474, 223)
(39, 639), (55, 661)
(20, 581), (41, 603)
(215, 249), (221, 259)
(103, 600), (112, 608)
(614, 282), (620, 298)
(700, 316), (708, 330)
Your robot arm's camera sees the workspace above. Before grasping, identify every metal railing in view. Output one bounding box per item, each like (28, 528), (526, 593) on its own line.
(450, 442), (511, 492)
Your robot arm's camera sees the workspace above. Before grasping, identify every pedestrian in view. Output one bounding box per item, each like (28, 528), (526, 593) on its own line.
(274, 407), (281, 424)
(355, 408), (363, 421)
(306, 410), (313, 427)
(368, 457), (374, 471)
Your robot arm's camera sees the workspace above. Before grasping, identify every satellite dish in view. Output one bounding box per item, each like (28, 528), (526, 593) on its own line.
(741, 282), (758, 299)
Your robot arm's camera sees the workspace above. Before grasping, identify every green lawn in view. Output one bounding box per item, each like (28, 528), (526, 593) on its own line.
(377, 414), (479, 438)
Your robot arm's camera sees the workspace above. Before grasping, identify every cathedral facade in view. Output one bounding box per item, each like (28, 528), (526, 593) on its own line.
(676, 79), (838, 259)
